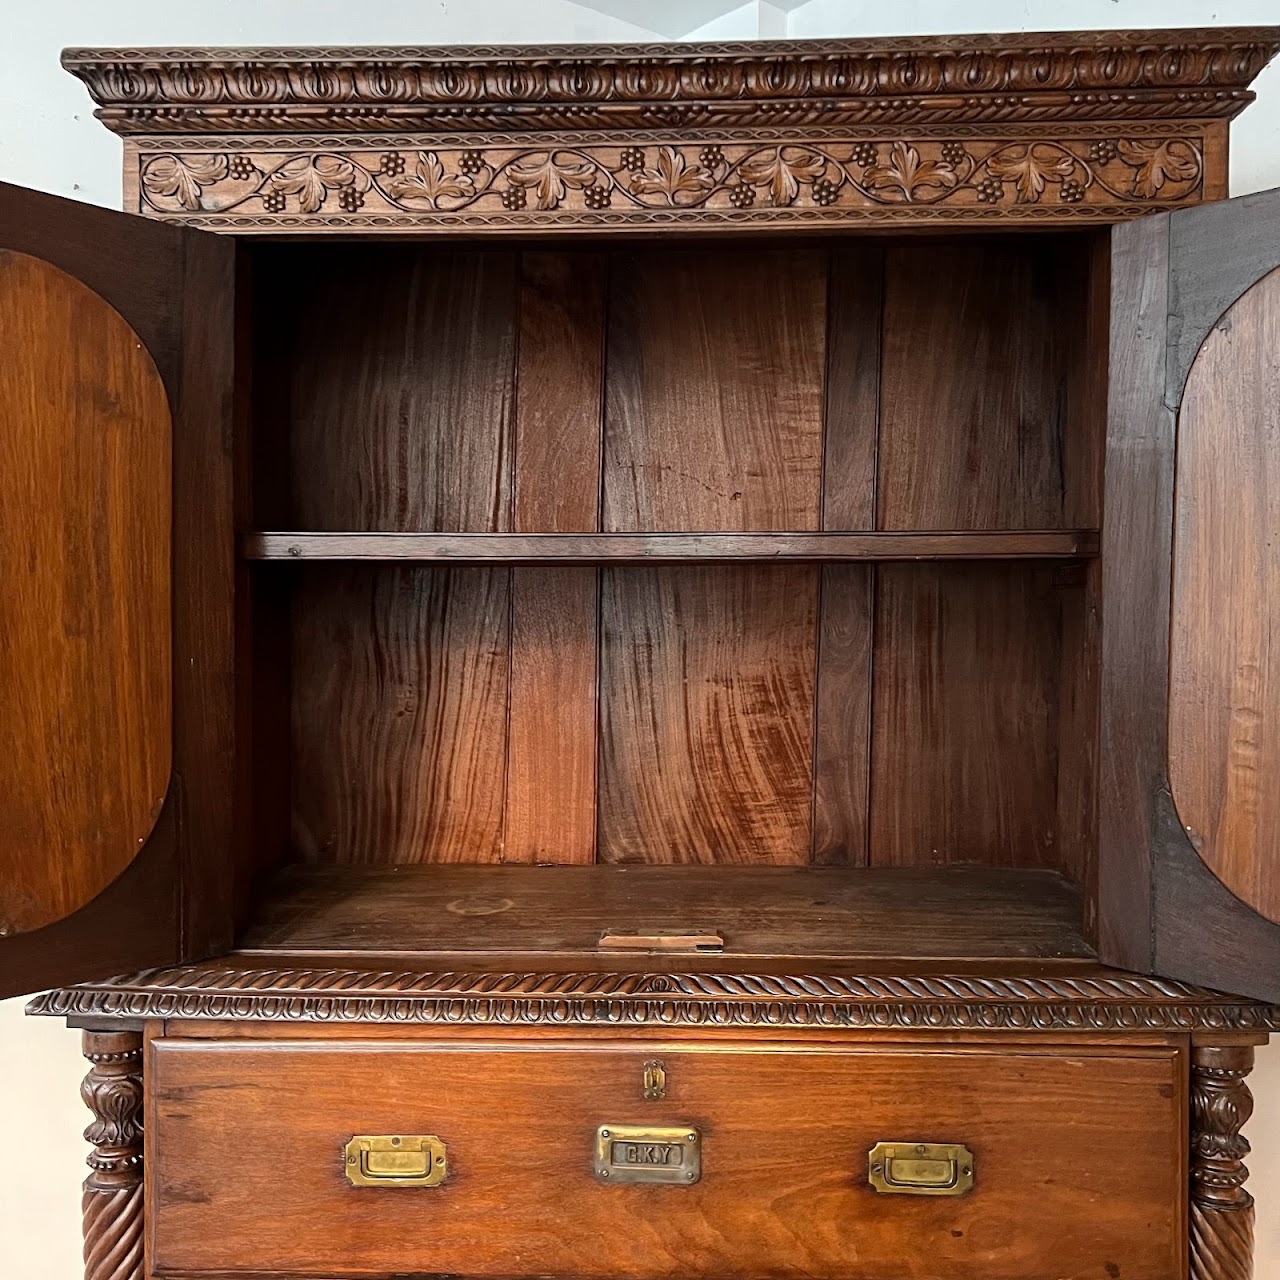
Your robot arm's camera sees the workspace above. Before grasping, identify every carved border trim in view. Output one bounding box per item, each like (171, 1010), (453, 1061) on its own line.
(29, 965), (1280, 1031)
(63, 30), (1280, 134)
(128, 132), (1207, 230)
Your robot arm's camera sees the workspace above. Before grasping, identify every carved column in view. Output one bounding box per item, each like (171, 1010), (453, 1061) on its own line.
(1190, 1043), (1257, 1280)
(81, 1031), (144, 1280)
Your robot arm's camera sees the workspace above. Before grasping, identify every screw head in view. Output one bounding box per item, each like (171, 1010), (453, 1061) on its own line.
(391, 1137), (401, 1146)
(601, 1129), (610, 1138)
(600, 1169), (609, 1178)
(687, 1170), (696, 1180)
(687, 1133), (698, 1143)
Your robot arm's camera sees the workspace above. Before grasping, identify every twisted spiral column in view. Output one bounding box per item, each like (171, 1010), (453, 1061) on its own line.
(81, 1031), (144, 1280)
(1190, 1043), (1257, 1280)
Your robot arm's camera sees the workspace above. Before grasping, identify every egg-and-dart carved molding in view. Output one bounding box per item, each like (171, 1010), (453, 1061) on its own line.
(28, 965), (1280, 1031)
(131, 135), (1205, 229)
(62, 29), (1280, 134)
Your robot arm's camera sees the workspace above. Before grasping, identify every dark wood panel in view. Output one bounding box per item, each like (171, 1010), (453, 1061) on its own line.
(1169, 263), (1280, 926)
(242, 530), (1098, 561)
(291, 567), (510, 864)
(822, 246), (882, 531)
(240, 863), (1090, 961)
(603, 248), (826, 531)
(812, 566), (873, 866)
(505, 253), (606, 865)
(870, 564), (1061, 869)
(283, 247), (517, 531)
(0, 250), (171, 936)
(150, 1039), (1181, 1280)
(877, 241), (1074, 530)
(598, 566), (817, 865)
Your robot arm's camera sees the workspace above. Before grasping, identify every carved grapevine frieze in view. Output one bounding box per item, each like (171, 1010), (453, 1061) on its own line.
(135, 135), (1206, 225)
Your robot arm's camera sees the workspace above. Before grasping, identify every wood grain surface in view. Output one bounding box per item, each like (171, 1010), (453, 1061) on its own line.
(291, 567), (510, 863)
(603, 248), (826, 531)
(148, 1038), (1181, 1280)
(870, 564), (1061, 869)
(239, 862), (1091, 960)
(598, 566), (817, 864)
(0, 249), (171, 936)
(1169, 263), (1280, 926)
(878, 242), (1073, 531)
(505, 253), (606, 864)
(282, 247), (516, 531)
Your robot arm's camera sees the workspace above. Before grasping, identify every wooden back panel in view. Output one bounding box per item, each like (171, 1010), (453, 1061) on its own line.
(0, 250), (171, 934)
(1170, 263), (1280, 926)
(265, 237), (1100, 872)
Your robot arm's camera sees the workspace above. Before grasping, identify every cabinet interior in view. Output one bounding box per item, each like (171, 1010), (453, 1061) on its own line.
(241, 230), (1107, 962)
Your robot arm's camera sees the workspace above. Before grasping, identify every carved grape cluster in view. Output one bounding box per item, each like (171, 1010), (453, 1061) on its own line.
(852, 142), (878, 167)
(262, 190), (287, 212)
(1059, 178), (1086, 202)
(501, 186), (527, 209)
(698, 145), (724, 170)
(228, 154), (256, 180)
(458, 150), (486, 175)
(811, 178), (840, 206)
(1089, 139), (1119, 163)
(728, 184), (755, 208)
(379, 151), (406, 175)
(338, 187), (365, 211)
(583, 184), (612, 209)
(975, 176), (1003, 203)
(941, 141), (968, 165)
(620, 146), (646, 172)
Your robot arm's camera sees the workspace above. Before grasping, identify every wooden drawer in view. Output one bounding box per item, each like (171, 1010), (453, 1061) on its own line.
(149, 1038), (1183, 1279)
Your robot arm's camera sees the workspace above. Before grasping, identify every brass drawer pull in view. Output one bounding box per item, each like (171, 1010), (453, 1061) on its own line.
(344, 1135), (447, 1187)
(867, 1142), (974, 1196)
(595, 1124), (701, 1184)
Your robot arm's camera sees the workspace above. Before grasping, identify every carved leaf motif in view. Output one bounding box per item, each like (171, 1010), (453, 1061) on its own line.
(628, 146), (715, 205)
(1116, 139), (1200, 197)
(737, 147), (826, 206)
(140, 154), (229, 211)
(384, 151), (475, 207)
(862, 141), (959, 202)
(505, 151), (597, 210)
(985, 145), (1077, 203)
(269, 154), (369, 213)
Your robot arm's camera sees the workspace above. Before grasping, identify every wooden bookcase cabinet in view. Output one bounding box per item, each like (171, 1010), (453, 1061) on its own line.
(3, 27), (1280, 1280)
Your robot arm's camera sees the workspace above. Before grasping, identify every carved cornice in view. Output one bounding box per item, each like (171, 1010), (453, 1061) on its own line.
(28, 963), (1280, 1032)
(62, 30), (1280, 135)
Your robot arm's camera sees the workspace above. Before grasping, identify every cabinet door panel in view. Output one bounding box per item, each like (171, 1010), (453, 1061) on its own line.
(1100, 187), (1280, 999)
(0, 180), (236, 995)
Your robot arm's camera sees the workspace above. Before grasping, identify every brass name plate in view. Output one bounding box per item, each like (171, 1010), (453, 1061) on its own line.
(867, 1141), (974, 1196)
(594, 1125), (701, 1184)
(345, 1135), (447, 1187)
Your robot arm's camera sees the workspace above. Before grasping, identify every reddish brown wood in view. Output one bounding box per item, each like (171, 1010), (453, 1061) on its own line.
(81, 1031), (144, 1280)
(148, 1037), (1183, 1279)
(598, 566), (816, 865)
(870, 564), (1062, 869)
(603, 248), (826, 532)
(291, 567), (510, 863)
(241, 530), (1097, 561)
(0, 250), (170, 937)
(505, 253), (605, 864)
(1169, 264), (1280, 927)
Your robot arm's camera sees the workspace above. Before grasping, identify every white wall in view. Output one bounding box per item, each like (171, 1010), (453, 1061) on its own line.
(1, 2), (1278, 1275)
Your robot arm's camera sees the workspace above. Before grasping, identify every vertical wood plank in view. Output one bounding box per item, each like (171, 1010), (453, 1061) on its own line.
(811, 566), (873, 866)
(292, 567), (510, 864)
(285, 247), (516, 532)
(811, 247), (882, 865)
(505, 251), (606, 864)
(877, 242), (1070, 530)
(603, 247), (826, 531)
(598, 566), (817, 864)
(869, 564), (1061, 869)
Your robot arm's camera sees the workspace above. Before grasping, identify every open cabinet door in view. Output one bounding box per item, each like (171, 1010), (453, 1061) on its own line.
(0, 180), (236, 997)
(1100, 187), (1280, 1001)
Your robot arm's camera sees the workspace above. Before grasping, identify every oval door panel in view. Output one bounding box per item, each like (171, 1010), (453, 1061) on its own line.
(1171, 263), (1280, 926)
(0, 250), (171, 935)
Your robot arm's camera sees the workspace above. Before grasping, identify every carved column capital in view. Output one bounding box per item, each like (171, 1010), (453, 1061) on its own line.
(1190, 1043), (1257, 1280)
(81, 1030), (144, 1280)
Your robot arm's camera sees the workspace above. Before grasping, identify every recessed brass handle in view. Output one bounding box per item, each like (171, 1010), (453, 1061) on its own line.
(867, 1142), (974, 1196)
(344, 1135), (447, 1187)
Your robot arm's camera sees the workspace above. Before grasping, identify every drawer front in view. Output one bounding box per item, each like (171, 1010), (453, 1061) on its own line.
(149, 1039), (1183, 1279)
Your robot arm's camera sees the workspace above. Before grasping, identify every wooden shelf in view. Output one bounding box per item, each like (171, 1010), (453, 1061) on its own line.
(241, 530), (1098, 564)
(238, 864), (1091, 963)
